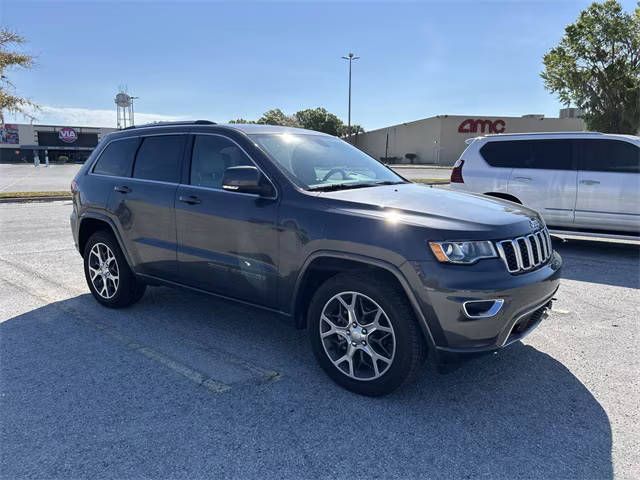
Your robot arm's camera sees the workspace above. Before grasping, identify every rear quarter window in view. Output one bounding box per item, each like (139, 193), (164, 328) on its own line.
(479, 141), (529, 168)
(92, 138), (140, 177)
(480, 139), (573, 170)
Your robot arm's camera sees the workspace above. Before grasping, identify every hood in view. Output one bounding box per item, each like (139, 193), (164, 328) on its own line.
(318, 183), (543, 240)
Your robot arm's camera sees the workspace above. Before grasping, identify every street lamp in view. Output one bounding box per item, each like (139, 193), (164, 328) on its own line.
(341, 52), (359, 140)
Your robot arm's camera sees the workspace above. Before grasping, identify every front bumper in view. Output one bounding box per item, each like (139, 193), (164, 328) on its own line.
(401, 251), (562, 356)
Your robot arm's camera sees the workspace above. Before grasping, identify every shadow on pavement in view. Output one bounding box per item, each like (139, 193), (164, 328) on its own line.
(0, 291), (613, 479)
(554, 237), (639, 289)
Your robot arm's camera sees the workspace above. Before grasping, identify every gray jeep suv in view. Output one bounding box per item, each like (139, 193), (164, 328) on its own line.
(70, 121), (562, 396)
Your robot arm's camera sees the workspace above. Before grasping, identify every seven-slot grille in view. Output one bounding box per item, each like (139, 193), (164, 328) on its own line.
(496, 228), (552, 274)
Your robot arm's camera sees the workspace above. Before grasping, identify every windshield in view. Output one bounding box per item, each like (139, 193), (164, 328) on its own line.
(250, 133), (406, 190)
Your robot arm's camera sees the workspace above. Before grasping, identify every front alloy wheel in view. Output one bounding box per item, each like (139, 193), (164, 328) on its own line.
(320, 292), (396, 381)
(308, 272), (427, 396)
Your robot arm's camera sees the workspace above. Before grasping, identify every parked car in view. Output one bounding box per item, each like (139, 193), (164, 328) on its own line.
(70, 121), (562, 396)
(449, 132), (640, 236)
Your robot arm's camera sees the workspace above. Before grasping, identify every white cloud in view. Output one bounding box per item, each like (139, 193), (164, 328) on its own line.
(6, 105), (186, 128)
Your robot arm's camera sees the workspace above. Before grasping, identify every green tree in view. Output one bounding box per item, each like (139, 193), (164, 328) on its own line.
(541, 0), (640, 134)
(228, 118), (255, 124)
(340, 124), (365, 137)
(0, 29), (38, 123)
(257, 108), (300, 127)
(294, 107), (343, 136)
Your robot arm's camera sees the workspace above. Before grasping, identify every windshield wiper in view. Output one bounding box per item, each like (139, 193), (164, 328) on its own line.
(307, 182), (380, 192)
(373, 180), (407, 185)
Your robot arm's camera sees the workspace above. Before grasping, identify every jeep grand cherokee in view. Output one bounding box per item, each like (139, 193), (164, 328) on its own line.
(70, 121), (562, 396)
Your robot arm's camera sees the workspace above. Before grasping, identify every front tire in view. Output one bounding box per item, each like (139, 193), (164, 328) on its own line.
(83, 230), (146, 308)
(308, 272), (427, 396)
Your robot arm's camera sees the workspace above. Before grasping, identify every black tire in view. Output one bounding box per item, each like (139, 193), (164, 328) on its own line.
(307, 272), (427, 396)
(83, 230), (146, 308)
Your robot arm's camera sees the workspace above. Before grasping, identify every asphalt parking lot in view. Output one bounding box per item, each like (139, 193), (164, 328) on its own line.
(1, 200), (638, 479)
(0, 164), (450, 194)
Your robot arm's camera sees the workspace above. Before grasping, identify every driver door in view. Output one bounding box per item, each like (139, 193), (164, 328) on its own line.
(175, 134), (280, 307)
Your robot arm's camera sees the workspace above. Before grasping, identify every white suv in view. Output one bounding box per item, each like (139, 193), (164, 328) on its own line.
(449, 132), (640, 236)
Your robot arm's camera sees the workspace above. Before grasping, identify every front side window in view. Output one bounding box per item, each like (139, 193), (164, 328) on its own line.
(250, 133), (405, 190)
(93, 137), (139, 177)
(577, 139), (639, 173)
(133, 135), (185, 183)
(190, 135), (253, 189)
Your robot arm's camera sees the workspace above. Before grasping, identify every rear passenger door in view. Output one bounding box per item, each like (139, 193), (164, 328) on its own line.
(109, 134), (186, 279)
(174, 134), (279, 307)
(506, 139), (577, 227)
(574, 139), (640, 232)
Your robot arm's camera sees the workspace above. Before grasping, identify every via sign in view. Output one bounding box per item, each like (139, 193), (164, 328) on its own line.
(458, 118), (506, 134)
(58, 127), (78, 143)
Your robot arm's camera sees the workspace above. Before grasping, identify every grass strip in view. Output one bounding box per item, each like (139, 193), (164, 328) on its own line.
(0, 191), (71, 198)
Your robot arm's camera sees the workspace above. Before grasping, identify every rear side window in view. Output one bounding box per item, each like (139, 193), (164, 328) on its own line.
(93, 138), (139, 177)
(190, 135), (253, 189)
(133, 135), (185, 183)
(577, 139), (639, 173)
(480, 139), (572, 169)
(528, 140), (572, 170)
(479, 141), (530, 168)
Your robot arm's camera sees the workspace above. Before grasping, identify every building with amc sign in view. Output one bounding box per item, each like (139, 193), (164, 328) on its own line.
(0, 123), (116, 164)
(353, 110), (585, 165)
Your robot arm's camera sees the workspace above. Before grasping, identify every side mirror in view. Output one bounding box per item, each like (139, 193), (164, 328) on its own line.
(222, 166), (274, 197)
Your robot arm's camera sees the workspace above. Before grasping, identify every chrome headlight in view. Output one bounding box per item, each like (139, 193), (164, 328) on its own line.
(429, 240), (497, 264)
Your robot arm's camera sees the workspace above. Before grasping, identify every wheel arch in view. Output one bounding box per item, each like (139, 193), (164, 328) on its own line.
(484, 192), (522, 204)
(78, 214), (134, 269)
(291, 251), (437, 349)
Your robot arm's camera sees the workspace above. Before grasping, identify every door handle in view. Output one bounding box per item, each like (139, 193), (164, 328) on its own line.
(114, 185), (131, 193)
(513, 177), (531, 182)
(580, 180), (600, 185)
(178, 195), (201, 205)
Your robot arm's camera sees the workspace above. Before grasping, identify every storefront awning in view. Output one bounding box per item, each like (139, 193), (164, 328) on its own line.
(17, 145), (96, 151)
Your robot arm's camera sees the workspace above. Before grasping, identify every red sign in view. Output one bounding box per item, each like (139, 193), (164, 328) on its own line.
(458, 118), (506, 134)
(58, 127), (78, 143)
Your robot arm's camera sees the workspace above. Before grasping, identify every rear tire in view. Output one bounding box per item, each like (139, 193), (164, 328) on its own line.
(307, 272), (427, 396)
(83, 230), (146, 308)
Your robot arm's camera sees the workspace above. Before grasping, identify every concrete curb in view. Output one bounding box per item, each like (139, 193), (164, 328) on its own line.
(388, 165), (452, 169)
(0, 195), (72, 204)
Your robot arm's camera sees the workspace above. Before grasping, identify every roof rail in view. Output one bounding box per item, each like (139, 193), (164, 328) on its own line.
(484, 131), (601, 137)
(122, 120), (216, 130)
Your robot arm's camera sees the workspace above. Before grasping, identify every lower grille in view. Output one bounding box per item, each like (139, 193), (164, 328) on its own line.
(496, 228), (552, 274)
(511, 305), (547, 336)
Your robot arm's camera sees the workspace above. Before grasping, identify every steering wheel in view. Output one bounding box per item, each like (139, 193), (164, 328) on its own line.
(322, 168), (348, 182)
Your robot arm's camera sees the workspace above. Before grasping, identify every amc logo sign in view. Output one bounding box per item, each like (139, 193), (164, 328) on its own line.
(458, 118), (506, 134)
(58, 127), (78, 143)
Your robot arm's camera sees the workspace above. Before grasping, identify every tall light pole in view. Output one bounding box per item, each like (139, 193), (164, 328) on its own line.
(341, 52), (359, 140)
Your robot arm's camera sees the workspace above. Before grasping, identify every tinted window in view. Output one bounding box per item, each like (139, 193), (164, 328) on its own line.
(528, 140), (572, 170)
(480, 139), (572, 169)
(93, 138), (139, 177)
(133, 135), (185, 183)
(480, 141), (530, 168)
(577, 139), (639, 173)
(190, 135), (253, 189)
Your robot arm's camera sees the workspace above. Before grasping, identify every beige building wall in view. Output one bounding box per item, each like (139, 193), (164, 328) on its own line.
(354, 117), (442, 164)
(355, 114), (585, 165)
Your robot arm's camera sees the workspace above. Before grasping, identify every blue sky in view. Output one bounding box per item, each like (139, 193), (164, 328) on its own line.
(2, 0), (637, 129)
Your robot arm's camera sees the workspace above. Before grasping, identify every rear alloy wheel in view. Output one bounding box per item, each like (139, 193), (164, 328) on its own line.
(83, 230), (146, 308)
(88, 242), (120, 299)
(308, 272), (427, 396)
